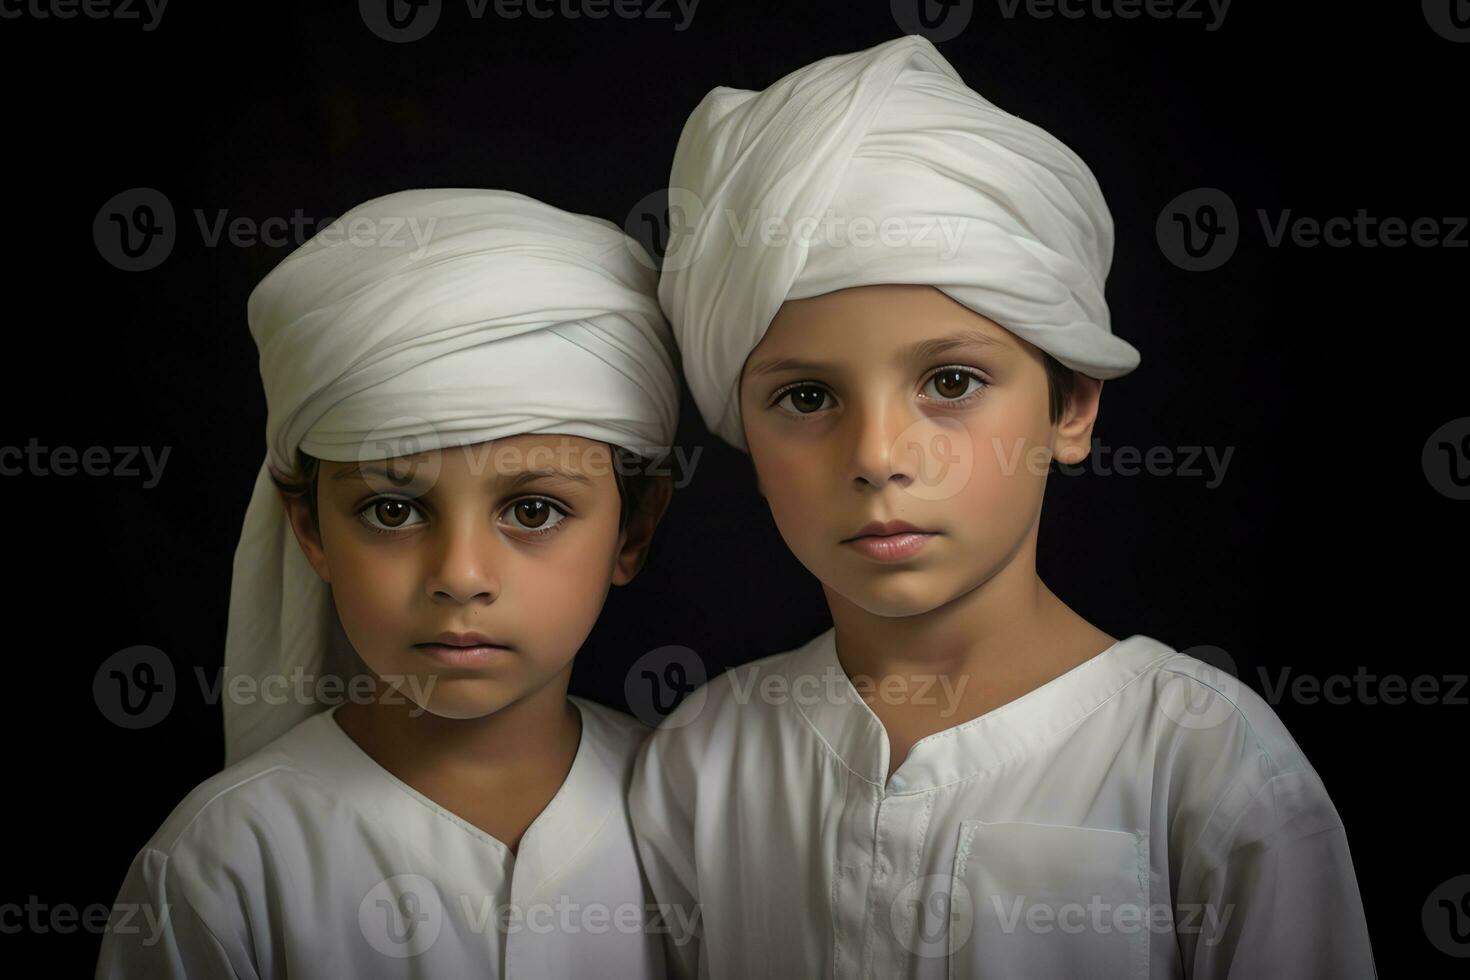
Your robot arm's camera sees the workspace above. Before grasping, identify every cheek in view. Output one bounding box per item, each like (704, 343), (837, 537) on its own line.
(323, 536), (418, 637)
(510, 526), (618, 658)
(955, 399), (1053, 518)
(752, 435), (829, 522)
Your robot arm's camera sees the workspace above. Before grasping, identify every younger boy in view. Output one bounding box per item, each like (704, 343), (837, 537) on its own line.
(97, 188), (681, 978)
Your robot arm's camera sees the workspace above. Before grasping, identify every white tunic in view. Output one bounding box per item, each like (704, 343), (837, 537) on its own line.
(97, 695), (664, 979)
(629, 629), (1377, 979)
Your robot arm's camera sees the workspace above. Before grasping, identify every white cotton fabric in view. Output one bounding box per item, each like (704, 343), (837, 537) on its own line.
(97, 696), (665, 978)
(658, 34), (1142, 451)
(223, 188), (678, 766)
(629, 629), (1378, 979)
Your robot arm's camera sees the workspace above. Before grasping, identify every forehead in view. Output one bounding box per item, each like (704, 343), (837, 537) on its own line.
(333, 434), (610, 467)
(466, 433), (614, 470)
(323, 434), (615, 487)
(744, 284), (1022, 376)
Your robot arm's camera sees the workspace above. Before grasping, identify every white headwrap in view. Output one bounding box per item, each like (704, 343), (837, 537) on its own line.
(659, 34), (1141, 452)
(223, 188), (679, 765)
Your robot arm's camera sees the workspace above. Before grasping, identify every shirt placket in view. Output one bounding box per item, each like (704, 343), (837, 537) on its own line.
(831, 774), (877, 979)
(861, 781), (933, 980)
(823, 781), (923, 980)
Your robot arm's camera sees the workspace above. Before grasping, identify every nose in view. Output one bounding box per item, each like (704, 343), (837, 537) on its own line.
(847, 392), (917, 491)
(424, 516), (500, 606)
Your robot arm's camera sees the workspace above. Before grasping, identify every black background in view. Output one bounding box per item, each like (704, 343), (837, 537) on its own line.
(2, 0), (1463, 973)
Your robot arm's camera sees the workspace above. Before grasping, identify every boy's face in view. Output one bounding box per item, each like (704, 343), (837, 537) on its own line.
(283, 435), (666, 720)
(738, 283), (1102, 619)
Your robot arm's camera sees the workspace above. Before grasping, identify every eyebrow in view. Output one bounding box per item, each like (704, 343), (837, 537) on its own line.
(332, 461), (427, 483)
(504, 467), (594, 490)
(902, 328), (1012, 362)
(331, 462), (594, 489)
(745, 328), (1011, 378)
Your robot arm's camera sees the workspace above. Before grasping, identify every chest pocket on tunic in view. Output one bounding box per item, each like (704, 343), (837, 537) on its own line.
(947, 820), (1150, 980)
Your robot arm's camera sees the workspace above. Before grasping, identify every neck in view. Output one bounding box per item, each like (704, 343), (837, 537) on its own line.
(333, 667), (581, 786)
(822, 535), (1115, 777)
(829, 531), (1093, 687)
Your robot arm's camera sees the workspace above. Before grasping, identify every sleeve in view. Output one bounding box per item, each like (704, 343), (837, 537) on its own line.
(1175, 768), (1377, 979)
(95, 847), (254, 980)
(627, 727), (706, 980)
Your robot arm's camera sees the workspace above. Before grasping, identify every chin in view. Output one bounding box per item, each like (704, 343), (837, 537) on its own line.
(411, 680), (526, 720)
(832, 572), (957, 619)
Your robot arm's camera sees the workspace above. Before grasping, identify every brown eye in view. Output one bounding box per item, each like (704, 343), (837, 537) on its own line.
(514, 499), (549, 527)
(924, 368), (985, 402)
(778, 385), (830, 414)
(934, 369), (969, 398)
(378, 500), (410, 526)
(502, 497), (568, 535)
(359, 498), (423, 533)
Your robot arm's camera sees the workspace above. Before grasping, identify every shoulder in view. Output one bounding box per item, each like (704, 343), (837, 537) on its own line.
(105, 711), (350, 964)
(632, 633), (822, 788)
(134, 711), (342, 876)
(1119, 640), (1348, 856)
(655, 639), (812, 738)
(1135, 644), (1313, 778)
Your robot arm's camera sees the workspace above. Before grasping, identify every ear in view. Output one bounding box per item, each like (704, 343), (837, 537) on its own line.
(1054, 377), (1103, 466)
(278, 488), (332, 583)
(611, 475), (674, 586)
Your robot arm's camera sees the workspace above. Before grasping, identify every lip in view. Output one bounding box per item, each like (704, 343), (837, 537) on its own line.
(844, 520), (935, 541)
(843, 531), (936, 563)
(414, 631), (513, 668)
(425, 631), (506, 648)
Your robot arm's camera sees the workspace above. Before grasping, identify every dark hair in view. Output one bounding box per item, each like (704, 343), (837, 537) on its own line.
(1042, 352), (1077, 425)
(610, 446), (663, 532)
(270, 445), (659, 533)
(270, 450), (324, 529)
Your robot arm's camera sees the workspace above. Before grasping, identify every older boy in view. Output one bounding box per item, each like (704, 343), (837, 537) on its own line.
(631, 36), (1375, 980)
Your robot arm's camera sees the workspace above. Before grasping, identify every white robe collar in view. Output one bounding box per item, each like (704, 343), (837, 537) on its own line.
(276, 694), (620, 898)
(783, 628), (1177, 791)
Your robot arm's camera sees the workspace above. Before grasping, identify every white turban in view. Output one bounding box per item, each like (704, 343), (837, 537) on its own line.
(223, 188), (679, 765)
(659, 34), (1141, 452)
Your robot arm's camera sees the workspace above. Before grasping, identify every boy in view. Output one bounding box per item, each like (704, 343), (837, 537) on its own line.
(630, 36), (1376, 979)
(97, 188), (681, 978)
